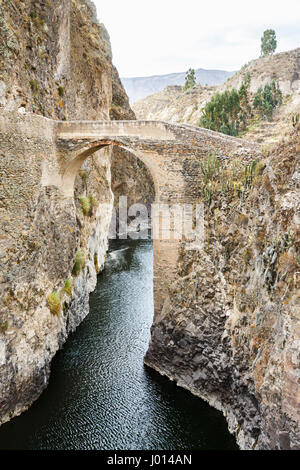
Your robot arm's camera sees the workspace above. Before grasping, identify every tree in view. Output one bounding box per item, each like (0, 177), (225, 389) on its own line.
(199, 75), (251, 136)
(261, 29), (277, 56)
(184, 68), (196, 90)
(253, 80), (282, 119)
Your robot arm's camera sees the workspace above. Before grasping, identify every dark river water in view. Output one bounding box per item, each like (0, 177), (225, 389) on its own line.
(0, 240), (237, 450)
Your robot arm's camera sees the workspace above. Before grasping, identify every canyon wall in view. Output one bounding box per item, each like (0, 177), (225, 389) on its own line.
(0, 109), (113, 424)
(0, 0), (142, 425)
(145, 124), (300, 449)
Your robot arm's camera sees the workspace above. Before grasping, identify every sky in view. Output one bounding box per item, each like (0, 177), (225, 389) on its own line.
(93, 0), (300, 78)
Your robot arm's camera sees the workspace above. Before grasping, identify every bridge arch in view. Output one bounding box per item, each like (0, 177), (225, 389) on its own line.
(54, 119), (259, 317)
(60, 140), (162, 201)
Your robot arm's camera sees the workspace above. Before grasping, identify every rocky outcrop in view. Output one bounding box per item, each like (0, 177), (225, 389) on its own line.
(133, 85), (215, 126)
(222, 47), (300, 95)
(0, 0), (133, 426)
(0, 0), (113, 120)
(0, 109), (112, 424)
(145, 124), (300, 449)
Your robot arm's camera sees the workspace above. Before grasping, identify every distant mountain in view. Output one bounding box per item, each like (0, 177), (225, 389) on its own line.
(121, 68), (235, 103)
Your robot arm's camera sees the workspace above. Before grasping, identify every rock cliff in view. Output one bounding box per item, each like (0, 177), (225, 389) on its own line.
(145, 123), (300, 449)
(0, 0), (140, 426)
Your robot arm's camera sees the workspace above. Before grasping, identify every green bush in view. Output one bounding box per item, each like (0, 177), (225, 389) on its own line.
(29, 79), (39, 93)
(79, 195), (97, 216)
(199, 74), (251, 136)
(72, 250), (85, 276)
(79, 170), (89, 180)
(89, 195), (97, 209)
(64, 278), (73, 296)
(253, 80), (282, 119)
(0, 321), (8, 332)
(200, 75), (282, 135)
(79, 196), (91, 216)
(47, 291), (61, 316)
(58, 86), (64, 97)
(200, 151), (220, 183)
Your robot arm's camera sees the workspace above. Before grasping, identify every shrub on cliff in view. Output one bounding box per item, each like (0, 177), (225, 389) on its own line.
(47, 291), (61, 316)
(79, 196), (91, 216)
(72, 250), (85, 276)
(64, 278), (73, 296)
(253, 80), (282, 119)
(79, 195), (97, 216)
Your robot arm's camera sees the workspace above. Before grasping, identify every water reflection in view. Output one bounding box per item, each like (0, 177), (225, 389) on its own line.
(0, 240), (237, 450)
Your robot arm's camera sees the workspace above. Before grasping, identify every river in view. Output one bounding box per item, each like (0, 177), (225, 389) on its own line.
(0, 239), (237, 450)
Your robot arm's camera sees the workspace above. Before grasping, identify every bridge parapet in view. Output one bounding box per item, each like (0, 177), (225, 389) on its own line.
(56, 120), (176, 141)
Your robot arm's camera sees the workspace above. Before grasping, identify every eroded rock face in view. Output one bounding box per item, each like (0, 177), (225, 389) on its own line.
(222, 48), (300, 95)
(0, 113), (113, 426)
(145, 125), (300, 449)
(0, 0), (112, 120)
(0, 0), (135, 426)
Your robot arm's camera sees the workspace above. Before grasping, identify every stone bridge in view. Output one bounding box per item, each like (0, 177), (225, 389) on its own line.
(53, 119), (259, 314)
(0, 112), (259, 316)
(54, 120), (258, 200)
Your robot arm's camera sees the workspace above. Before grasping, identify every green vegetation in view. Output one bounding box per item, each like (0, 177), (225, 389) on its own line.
(0, 321), (8, 332)
(47, 291), (61, 316)
(79, 195), (97, 216)
(200, 153), (264, 205)
(58, 86), (64, 97)
(199, 74), (282, 136)
(64, 278), (73, 296)
(79, 196), (91, 216)
(184, 68), (196, 91)
(29, 79), (39, 93)
(261, 29), (277, 56)
(292, 113), (299, 127)
(253, 80), (282, 119)
(79, 170), (89, 180)
(200, 151), (220, 184)
(72, 250), (85, 276)
(199, 74), (251, 136)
